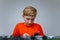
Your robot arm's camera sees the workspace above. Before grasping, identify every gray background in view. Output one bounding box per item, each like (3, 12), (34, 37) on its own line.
(0, 0), (60, 37)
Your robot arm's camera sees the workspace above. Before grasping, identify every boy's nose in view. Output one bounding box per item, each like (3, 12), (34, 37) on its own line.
(29, 20), (32, 24)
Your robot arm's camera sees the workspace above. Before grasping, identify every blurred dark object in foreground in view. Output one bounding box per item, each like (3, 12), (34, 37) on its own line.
(0, 36), (8, 40)
(0, 35), (60, 40)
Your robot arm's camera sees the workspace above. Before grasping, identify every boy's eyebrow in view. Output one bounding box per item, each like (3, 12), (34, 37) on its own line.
(26, 18), (30, 19)
(26, 18), (34, 20)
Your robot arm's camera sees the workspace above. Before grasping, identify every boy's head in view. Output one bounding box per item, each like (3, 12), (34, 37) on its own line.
(23, 6), (37, 17)
(22, 6), (37, 26)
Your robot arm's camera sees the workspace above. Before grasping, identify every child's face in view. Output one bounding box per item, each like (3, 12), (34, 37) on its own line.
(23, 16), (35, 26)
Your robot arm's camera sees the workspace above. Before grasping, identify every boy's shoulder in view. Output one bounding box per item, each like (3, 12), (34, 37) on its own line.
(33, 23), (42, 28)
(33, 23), (41, 26)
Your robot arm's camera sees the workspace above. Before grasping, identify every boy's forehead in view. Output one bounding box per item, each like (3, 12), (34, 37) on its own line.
(24, 16), (35, 18)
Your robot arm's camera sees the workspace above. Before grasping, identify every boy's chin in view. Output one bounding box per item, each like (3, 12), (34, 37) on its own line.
(27, 24), (32, 26)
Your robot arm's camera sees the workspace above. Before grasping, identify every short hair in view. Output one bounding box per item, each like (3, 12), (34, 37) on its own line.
(23, 6), (37, 17)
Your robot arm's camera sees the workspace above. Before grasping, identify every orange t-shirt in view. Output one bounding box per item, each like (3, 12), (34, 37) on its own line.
(12, 22), (44, 37)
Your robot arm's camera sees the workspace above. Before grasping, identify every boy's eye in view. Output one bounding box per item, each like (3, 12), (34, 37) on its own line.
(27, 18), (30, 20)
(26, 18), (34, 21)
(31, 19), (34, 21)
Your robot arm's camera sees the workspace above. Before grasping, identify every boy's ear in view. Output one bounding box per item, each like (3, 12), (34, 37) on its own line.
(22, 15), (24, 17)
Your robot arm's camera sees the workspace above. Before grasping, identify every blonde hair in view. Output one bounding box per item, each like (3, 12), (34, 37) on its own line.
(23, 6), (37, 17)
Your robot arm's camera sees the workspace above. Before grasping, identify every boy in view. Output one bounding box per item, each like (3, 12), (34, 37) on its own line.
(12, 6), (44, 38)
